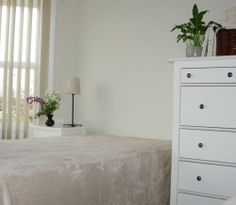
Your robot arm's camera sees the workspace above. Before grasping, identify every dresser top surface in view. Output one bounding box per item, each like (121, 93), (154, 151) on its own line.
(167, 56), (236, 63)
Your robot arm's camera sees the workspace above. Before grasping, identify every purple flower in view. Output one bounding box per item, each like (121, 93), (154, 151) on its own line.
(26, 96), (46, 105)
(34, 97), (46, 104)
(26, 97), (33, 104)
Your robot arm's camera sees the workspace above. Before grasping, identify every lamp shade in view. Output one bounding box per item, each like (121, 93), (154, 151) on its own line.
(65, 77), (80, 94)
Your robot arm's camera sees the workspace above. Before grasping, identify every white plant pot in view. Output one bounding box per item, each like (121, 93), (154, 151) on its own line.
(186, 46), (203, 57)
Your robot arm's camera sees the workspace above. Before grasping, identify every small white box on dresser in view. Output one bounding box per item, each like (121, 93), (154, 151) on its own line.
(168, 56), (236, 205)
(30, 124), (86, 138)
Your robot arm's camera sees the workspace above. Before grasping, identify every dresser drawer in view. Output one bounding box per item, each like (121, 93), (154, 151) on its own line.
(179, 129), (236, 163)
(180, 87), (236, 128)
(178, 193), (224, 205)
(179, 162), (236, 197)
(181, 68), (236, 84)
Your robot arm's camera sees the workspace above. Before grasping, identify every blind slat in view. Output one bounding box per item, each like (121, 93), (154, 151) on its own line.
(15, 0), (25, 140)
(23, 0), (33, 139)
(33, 0), (42, 126)
(2, 2), (10, 140)
(6, 0), (16, 139)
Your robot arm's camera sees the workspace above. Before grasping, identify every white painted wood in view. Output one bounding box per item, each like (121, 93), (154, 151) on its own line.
(167, 56), (236, 63)
(30, 124), (86, 137)
(180, 87), (236, 129)
(180, 129), (236, 164)
(178, 194), (225, 205)
(179, 161), (236, 197)
(170, 62), (182, 205)
(33, 130), (61, 138)
(171, 59), (236, 70)
(181, 68), (236, 84)
(169, 57), (236, 205)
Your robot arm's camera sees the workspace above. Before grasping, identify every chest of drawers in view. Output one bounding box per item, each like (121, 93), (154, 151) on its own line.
(169, 56), (236, 205)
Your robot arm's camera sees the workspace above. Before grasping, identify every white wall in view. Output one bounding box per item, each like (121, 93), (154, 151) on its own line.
(54, 0), (236, 139)
(53, 0), (79, 124)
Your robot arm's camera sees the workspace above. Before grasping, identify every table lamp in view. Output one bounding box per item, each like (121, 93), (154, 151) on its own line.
(64, 77), (81, 127)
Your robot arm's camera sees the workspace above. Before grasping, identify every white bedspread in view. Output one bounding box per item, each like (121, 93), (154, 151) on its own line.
(0, 135), (171, 205)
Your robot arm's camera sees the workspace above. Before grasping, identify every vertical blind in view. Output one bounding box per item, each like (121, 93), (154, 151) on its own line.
(0, 0), (44, 139)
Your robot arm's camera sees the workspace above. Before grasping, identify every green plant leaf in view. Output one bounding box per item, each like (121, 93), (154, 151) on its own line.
(207, 20), (222, 28)
(199, 10), (208, 17)
(190, 18), (195, 24)
(192, 4), (198, 18)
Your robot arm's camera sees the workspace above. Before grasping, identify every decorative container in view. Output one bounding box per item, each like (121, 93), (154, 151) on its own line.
(186, 46), (203, 57)
(45, 115), (55, 127)
(216, 29), (236, 56)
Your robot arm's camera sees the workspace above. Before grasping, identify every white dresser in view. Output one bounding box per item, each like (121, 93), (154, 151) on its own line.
(169, 56), (236, 205)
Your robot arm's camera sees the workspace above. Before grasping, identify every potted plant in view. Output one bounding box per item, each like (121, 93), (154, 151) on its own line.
(171, 4), (221, 57)
(27, 90), (61, 127)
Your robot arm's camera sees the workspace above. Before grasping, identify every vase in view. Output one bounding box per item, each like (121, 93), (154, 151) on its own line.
(186, 46), (203, 57)
(45, 114), (55, 127)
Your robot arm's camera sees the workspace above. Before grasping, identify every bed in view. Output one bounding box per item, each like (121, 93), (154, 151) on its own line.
(0, 135), (171, 205)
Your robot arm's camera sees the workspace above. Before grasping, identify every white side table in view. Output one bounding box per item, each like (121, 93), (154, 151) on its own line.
(30, 124), (86, 138)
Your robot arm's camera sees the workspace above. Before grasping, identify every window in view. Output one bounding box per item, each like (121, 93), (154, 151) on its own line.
(0, 0), (44, 139)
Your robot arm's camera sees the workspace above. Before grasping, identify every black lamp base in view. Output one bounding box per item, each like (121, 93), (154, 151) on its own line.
(65, 94), (82, 128)
(63, 124), (83, 128)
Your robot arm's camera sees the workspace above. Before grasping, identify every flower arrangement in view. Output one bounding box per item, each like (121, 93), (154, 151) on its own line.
(27, 90), (61, 119)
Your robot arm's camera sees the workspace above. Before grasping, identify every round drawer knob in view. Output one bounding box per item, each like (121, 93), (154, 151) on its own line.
(187, 73), (192, 78)
(197, 176), (202, 181)
(198, 143), (203, 148)
(228, 72), (233, 78)
(199, 104), (205, 109)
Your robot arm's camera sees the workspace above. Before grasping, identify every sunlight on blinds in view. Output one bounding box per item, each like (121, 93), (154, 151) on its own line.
(0, 0), (42, 139)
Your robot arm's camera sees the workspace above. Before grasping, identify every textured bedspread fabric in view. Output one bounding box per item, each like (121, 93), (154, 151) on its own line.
(0, 135), (171, 205)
